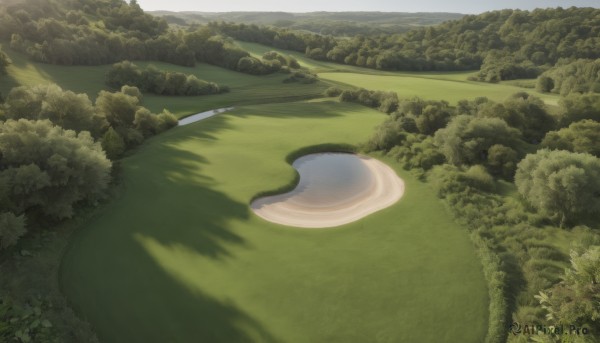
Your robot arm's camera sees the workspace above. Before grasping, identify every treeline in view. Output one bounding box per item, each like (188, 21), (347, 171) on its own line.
(214, 7), (600, 79)
(0, 0), (288, 76)
(3, 1), (598, 81)
(0, 47), (10, 76)
(106, 61), (227, 96)
(536, 58), (600, 95)
(0, 83), (177, 251)
(157, 11), (464, 36)
(350, 88), (600, 342)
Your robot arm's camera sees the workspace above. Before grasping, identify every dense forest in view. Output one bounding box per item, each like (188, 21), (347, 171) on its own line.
(2, 1), (598, 81)
(151, 11), (465, 36)
(0, 83), (177, 248)
(327, 85), (600, 342)
(215, 7), (600, 80)
(106, 61), (228, 96)
(537, 58), (600, 95)
(0, 0), (295, 75)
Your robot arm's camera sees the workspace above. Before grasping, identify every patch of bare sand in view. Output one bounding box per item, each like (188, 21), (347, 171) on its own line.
(251, 154), (405, 228)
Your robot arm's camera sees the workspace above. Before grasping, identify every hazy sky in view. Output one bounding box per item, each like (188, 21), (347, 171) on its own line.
(136, 0), (599, 13)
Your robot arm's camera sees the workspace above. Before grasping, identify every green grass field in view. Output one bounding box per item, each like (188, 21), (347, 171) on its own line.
(0, 45), (330, 117)
(60, 100), (489, 343)
(1, 42), (541, 343)
(318, 72), (560, 105)
(235, 41), (560, 106)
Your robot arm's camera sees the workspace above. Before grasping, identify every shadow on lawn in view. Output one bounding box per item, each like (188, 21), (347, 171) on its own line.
(62, 101), (358, 342)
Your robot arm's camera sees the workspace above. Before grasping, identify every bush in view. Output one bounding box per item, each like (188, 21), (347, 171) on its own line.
(487, 144), (519, 179)
(101, 127), (125, 160)
(106, 61), (225, 96)
(338, 88), (398, 113)
(0, 119), (111, 232)
(283, 70), (318, 84)
(464, 165), (496, 192)
(536, 75), (554, 93)
(157, 110), (178, 132)
(324, 87), (343, 97)
(364, 115), (406, 151)
(0, 212), (26, 250)
(515, 149), (600, 226)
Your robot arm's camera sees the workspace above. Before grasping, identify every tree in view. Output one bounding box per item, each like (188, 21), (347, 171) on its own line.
(0, 48), (11, 75)
(536, 246), (600, 340)
(121, 85), (143, 101)
(542, 120), (600, 157)
(364, 115), (406, 151)
(487, 144), (519, 179)
(515, 149), (600, 226)
(0, 212), (26, 250)
(558, 93), (600, 127)
(434, 115), (522, 166)
(536, 75), (554, 93)
(237, 56), (265, 75)
(101, 127), (126, 160)
(106, 60), (141, 89)
(95, 90), (139, 131)
(4, 84), (107, 137)
(0, 119), (111, 221)
(414, 104), (452, 135)
(157, 110), (178, 132)
(107, 61), (223, 96)
(133, 108), (159, 137)
(502, 93), (555, 143)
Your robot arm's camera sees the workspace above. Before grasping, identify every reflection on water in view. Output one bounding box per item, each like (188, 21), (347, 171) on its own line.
(250, 152), (404, 228)
(291, 153), (375, 205)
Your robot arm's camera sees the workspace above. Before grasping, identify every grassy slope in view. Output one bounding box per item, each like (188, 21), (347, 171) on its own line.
(0, 45), (329, 117)
(235, 41), (560, 106)
(60, 100), (488, 343)
(318, 72), (560, 105)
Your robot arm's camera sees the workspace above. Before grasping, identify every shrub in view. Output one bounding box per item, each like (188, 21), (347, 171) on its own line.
(0, 212), (26, 250)
(324, 87), (343, 97)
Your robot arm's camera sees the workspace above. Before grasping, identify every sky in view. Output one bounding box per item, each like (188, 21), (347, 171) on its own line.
(135, 0), (600, 13)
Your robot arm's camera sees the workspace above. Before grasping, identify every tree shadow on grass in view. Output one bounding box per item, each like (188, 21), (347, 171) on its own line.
(62, 131), (278, 341)
(62, 100), (369, 342)
(64, 229), (280, 343)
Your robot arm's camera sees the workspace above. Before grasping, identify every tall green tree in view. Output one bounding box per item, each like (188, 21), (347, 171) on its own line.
(0, 48), (11, 75)
(101, 127), (126, 160)
(0, 212), (26, 250)
(0, 119), (111, 243)
(515, 150), (600, 226)
(542, 120), (600, 157)
(558, 93), (600, 127)
(434, 115), (522, 166)
(4, 84), (107, 137)
(536, 246), (600, 341)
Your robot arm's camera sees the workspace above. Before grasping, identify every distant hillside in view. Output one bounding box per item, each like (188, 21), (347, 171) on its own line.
(0, 0), (295, 76)
(149, 11), (465, 35)
(213, 7), (600, 79)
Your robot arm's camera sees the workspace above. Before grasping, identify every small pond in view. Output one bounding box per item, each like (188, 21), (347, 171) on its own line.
(251, 153), (404, 228)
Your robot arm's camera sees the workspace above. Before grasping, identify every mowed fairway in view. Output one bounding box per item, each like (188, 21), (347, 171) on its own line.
(0, 45), (329, 117)
(235, 41), (560, 106)
(60, 100), (488, 343)
(319, 72), (560, 105)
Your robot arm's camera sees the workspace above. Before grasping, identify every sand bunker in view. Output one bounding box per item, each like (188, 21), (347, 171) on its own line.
(251, 153), (405, 228)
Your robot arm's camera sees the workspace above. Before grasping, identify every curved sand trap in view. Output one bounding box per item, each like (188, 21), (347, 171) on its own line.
(251, 153), (405, 228)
